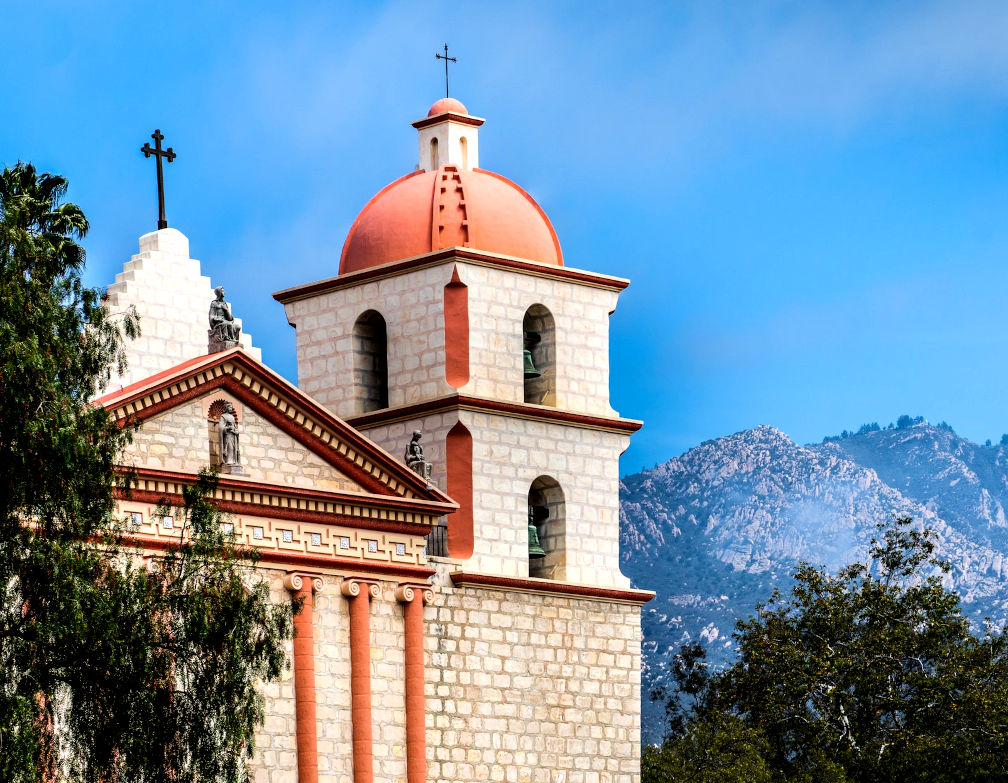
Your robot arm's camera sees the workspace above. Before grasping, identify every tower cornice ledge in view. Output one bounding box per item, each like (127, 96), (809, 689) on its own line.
(411, 111), (486, 130)
(345, 394), (643, 435)
(272, 247), (629, 305)
(450, 571), (654, 605)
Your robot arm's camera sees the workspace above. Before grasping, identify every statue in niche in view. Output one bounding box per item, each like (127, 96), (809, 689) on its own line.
(208, 286), (241, 352)
(404, 430), (432, 483)
(219, 401), (241, 470)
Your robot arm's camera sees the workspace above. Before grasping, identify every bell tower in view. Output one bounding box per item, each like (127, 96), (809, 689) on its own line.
(274, 98), (641, 587)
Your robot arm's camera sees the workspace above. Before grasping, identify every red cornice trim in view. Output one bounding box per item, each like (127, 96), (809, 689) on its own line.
(450, 572), (654, 604)
(411, 113), (485, 130)
(273, 248), (629, 303)
(98, 350), (451, 504)
(347, 395), (643, 434)
(120, 467), (453, 516)
(123, 534), (437, 579)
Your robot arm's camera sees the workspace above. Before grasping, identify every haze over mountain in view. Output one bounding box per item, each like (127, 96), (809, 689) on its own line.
(619, 419), (1008, 741)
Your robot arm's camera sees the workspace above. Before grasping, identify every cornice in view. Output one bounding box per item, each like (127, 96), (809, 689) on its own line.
(272, 247), (629, 305)
(411, 112), (486, 130)
(450, 571), (654, 605)
(118, 467), (453, 529)
(347, 394), (642, 435)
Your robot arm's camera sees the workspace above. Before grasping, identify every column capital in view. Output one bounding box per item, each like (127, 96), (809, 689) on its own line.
(395, 582), (434, 605)
(284, 572), (325, 595)
(340, 577), (381, 600)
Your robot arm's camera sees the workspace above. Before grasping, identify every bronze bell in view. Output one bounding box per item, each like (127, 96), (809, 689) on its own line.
(528, 505), (548, 559)
(523, 349), (541, 380)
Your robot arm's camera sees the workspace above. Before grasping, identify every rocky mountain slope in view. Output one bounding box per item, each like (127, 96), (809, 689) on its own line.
(619, 421), (1008, 741)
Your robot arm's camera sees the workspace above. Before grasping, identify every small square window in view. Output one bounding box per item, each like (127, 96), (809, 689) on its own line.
(395, 542), (406, 556)
(311, 533), (322, 547)
(339, 536), (351, 550)
(252, 526), (263, 540)
(222, 522), (234, 536)
(282, 529), (293, 543)
(161, 516), (174, 530)
(367, 539), (378, 553)
(129, 512), (143, 529)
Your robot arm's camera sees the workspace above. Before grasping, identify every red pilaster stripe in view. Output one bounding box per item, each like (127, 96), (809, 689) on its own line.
(443, 265), (470, 389)
(284, 573), (324, 783)
(397, 584), (434, 783)
(343, 579), (379, 783)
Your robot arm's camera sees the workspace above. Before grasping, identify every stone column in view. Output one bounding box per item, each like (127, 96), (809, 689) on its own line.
(341, 579), (380, 783)
(284, 573), (325, 783)
(396, 584), (434, 783)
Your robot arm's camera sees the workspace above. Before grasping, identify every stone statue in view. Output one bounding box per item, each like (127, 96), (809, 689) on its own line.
(208, 286), (241, 352)
(405, 430), (432, 482)
(219, 401), (241, 468)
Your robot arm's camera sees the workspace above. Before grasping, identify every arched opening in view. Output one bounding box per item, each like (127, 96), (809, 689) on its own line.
(353, 310), (388, 413)
(459, 136), (468, 170)
(528, 476), (565, 579)
(523, 304), (556, 406)
(430, 137), (440, 170)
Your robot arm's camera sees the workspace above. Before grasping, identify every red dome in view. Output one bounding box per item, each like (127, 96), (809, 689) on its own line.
(428, 97), (468, 116)
(339, 166), (564, 274)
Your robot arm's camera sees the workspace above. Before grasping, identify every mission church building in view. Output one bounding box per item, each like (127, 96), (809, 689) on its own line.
(96, 96), (652, 783)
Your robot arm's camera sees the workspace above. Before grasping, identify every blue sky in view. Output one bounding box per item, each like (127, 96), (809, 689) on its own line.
(4, 1), (1008, 473)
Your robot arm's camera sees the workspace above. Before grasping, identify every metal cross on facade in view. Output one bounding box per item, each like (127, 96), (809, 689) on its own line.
(141, 129), (176, 230)
(435, 44), (456, 98)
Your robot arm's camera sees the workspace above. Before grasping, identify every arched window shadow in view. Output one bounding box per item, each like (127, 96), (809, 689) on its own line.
(528, 475), (565, 579)
(523, 304), (556, 406)
(353, 310), (388, 413)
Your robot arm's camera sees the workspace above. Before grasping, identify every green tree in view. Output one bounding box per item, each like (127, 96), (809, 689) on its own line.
(0, 162), (292, 783)
(647, 518), (1008, 783)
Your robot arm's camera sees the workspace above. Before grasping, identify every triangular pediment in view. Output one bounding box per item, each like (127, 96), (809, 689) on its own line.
(96, 348), (455, 512)
(121, 389), (367, 494)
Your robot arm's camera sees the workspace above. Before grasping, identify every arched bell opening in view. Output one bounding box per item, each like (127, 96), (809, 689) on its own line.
(523, 304), (556, 406)
(459, 136), (468, 170)
(353, 310), (389, 413)
(430, 137), (440, 170)
(528, 476), (565, 579)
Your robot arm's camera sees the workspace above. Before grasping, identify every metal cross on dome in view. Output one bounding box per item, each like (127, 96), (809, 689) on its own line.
(435, 43), (456, 98)
(141, 129), (176, 230)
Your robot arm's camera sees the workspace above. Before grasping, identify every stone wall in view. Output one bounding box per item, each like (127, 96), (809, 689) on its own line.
(459, 411), (629, 586)
(357, 409), (629, 586)
(247, 567), (643, 783)
(252, 567), (300, 783)
(459, 263), (621, 418)
(282, 257), (627, 421)
(285, 265), (456, 419)
(426, 570), (643, 783)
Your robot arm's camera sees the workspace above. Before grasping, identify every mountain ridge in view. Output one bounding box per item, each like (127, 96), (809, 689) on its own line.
(619, 420), (1008, 741)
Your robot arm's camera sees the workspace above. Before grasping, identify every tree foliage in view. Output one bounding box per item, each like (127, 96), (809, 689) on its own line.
(646, 518), (1008, 783)
(0, 163), (292, 783)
